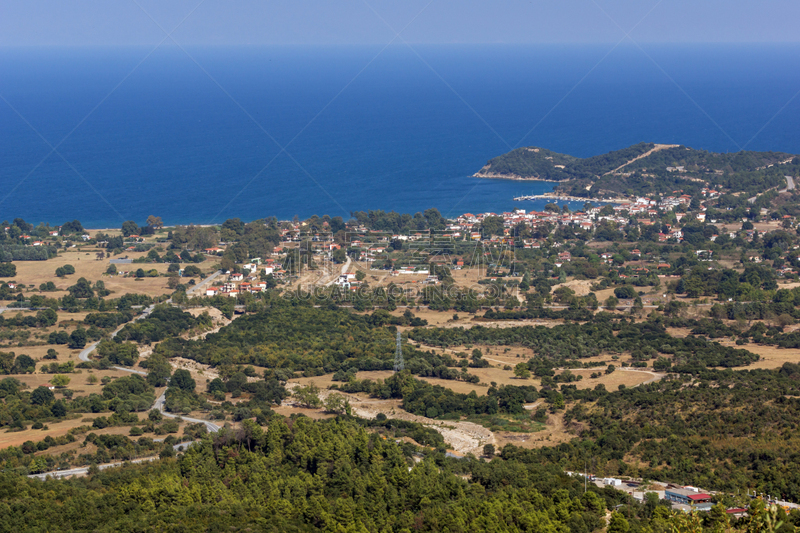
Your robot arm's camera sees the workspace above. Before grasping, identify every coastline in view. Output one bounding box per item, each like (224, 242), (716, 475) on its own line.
(472, 172), (570, 183)
(514, 193), (623, 204)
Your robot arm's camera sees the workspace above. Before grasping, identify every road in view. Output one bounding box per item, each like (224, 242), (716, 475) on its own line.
(153, 389), (221, 433)
(74, 270), (223, 435)
(786, 175), (795, 192)
(78, 270), (223, 371)
(186, 269), (223, 296)
(28, 437), (203, 480)
(28, 457), (159, 480)
(324, 256), (352, 287)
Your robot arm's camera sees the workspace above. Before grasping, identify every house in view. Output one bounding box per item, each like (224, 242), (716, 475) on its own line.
(229, 272), (244, 282)
(726, 508), (748, 519)
(665, 488), (712, 506)
(206, 288), (218, 297)
(558, 252), (572, 262)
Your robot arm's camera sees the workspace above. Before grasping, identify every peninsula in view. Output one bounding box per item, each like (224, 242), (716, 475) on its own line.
(476, 142), (799, 200)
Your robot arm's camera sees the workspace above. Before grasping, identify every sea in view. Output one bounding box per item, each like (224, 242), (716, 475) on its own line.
(1, 44), (800, 228)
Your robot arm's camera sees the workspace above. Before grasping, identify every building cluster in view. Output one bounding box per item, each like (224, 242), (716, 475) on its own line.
(204, 257), (285, 297)
(572, 473), (798, 516)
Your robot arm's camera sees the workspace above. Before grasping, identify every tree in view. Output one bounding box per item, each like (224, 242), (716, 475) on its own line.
(13, 354), (35, 374)
(87, 374), (99, 385)
(55, 264), (75, 277)
(293, 383), (322, 408)
(513, 363), (531, 379)
(707, 503), (730, 530)
(31, 386), (54, 405)
(604, 295), (619, 310)
(483, 443), (495, 457)
(51, 374), (71, 388)
(67, 277), (94, 298)
(170, 369), (196, 392)
(323, 393), (350, 414)
(68, 328), (87, 349)
(606, 364), (616, 375)
(355, 270), (366, 282)
(145, 354), (172, 387)
(146, 216), (163, 229)
(614, 286), (636, 299)
(480, 216), (505, 237)
(0, 263), (16, 277)
(607, 511), (630, 533)
(121, 221), (139, 237)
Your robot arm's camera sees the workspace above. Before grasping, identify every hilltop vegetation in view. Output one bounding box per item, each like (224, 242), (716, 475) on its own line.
(475, 142), (655, 181)
(476, 143), (800, 197)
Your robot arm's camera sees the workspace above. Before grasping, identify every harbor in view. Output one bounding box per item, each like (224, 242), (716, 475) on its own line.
(513, 194), (626, 204)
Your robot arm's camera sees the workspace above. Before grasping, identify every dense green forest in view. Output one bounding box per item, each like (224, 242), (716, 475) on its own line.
(2, 416), (796, 532)
(527, 365), (800, 502)
(153, 304), (477, 382)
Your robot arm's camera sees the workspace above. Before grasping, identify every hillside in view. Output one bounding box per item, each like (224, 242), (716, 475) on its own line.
(475, 143), (800, 198)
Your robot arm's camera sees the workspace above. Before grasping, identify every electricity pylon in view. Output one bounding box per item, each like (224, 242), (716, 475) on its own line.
(394, 330), (404, 372)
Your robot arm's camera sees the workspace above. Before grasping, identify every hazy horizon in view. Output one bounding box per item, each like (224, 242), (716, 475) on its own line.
(1, 1), (798, 47)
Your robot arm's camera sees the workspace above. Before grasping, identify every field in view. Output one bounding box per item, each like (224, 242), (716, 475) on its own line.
(668, 327), (800, 370)
(9, 246), (216, 299)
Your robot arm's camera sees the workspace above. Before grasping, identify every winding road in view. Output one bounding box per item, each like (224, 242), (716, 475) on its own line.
(78, 270), (224, 428)
(30, 272), (225, 479)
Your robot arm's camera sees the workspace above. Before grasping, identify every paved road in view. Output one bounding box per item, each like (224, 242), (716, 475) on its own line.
(28, 437), (204, 480)
(186, 269), (223, 296)
(78, 270), (222, 371)
(324, 257), (352, 287)
(786, 175), (795, 191)
(28, 457), (159, 480)
(153, 389), (221, 433)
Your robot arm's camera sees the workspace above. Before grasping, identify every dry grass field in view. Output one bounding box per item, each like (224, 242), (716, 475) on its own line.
(10, 246), (216, 299)
(0, 410), (185, 450)
(289, 360), (656, 398)
(668, 326), (800, 370)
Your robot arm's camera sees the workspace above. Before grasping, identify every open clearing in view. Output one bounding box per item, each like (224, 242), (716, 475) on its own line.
(10, 248), (216, 299)
(668, 327), (800, 370)
(286, 364), (657, 455)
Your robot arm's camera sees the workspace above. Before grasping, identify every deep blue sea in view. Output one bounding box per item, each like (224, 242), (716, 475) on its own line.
(1, 44), (800, 228)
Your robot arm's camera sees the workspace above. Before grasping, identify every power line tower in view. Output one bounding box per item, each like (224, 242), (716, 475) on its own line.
(394, 330), (404, 372)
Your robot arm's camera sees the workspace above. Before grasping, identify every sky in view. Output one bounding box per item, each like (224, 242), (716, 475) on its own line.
(0, 0), (798, 47)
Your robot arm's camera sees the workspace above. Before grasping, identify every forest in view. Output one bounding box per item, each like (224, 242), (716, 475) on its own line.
(1, 415), (796, 532)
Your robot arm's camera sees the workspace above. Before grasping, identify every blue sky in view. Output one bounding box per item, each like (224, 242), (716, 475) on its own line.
(1, 0), (798, 46)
